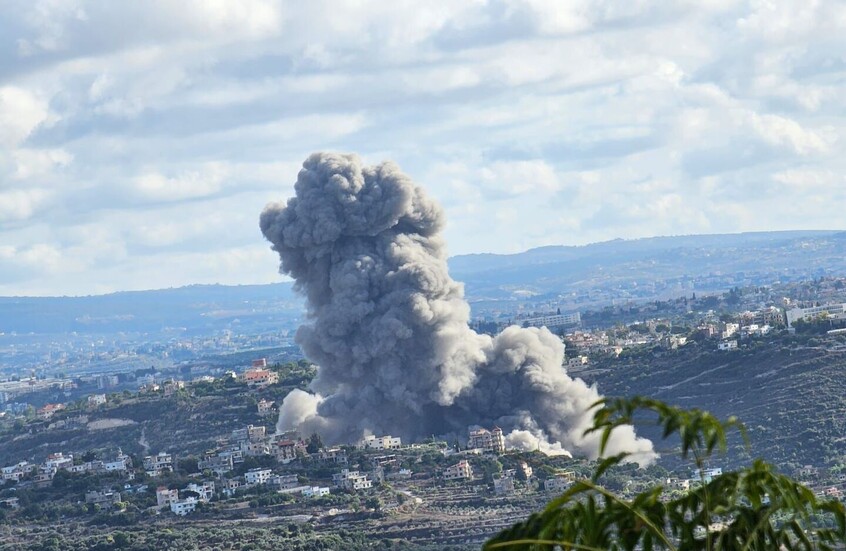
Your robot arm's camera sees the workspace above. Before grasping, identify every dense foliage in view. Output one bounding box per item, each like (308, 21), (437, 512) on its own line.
(0, 524), (459, 551)
(486, 397), (846, 550)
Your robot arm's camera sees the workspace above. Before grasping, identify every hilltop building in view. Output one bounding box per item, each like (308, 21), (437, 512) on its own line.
(521, 312), (581, 329)
(786, 303), (846, 328)
(468, 426), (505, 453)
(359, 434), (402, 450)
(241, 364), (278, 386)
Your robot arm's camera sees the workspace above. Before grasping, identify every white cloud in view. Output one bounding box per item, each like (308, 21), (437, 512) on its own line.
(0, 243), (63, 284)
(0, 189), (51, 223)
(480, 160), (564, 196)
(748, 113), (833, 155)
(772, 169), (844, 190)
(132, 163), (229, 202)
(0, 0), (845, 294)
(0, 86), (51, 147)
(13, 148), (73, 179)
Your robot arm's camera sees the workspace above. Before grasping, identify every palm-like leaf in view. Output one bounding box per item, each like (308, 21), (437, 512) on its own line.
(484, 397), (846, 551)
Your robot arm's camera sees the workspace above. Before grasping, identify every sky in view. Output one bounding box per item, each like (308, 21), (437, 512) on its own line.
(1, 0), (845, 296)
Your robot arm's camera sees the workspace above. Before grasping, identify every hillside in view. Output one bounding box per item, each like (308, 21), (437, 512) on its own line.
(449, 230), (846, 298)
(578, 335), (846, 469)
(0, 362), (315, 466)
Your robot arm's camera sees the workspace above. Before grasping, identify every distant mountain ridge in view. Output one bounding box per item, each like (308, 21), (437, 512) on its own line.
(0, 283), (301, 335)
(448, 230), (846, 298)
(449, 230), (841, 274)
(2, 230), (846, 335)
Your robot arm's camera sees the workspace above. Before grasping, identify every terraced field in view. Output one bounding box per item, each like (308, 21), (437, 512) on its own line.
(313, 479), (548, 547)
(580, 337), (846, 468)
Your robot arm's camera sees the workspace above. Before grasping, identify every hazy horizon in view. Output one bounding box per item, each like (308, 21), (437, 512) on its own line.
(1, 227), (842, 298)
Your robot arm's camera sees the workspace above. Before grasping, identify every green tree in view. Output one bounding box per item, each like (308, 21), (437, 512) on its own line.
(485, 397), (846, 550)
(306, 432), (324, 454)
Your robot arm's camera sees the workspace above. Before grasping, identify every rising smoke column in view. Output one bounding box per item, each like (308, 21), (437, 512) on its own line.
(260, 152), (656, 464)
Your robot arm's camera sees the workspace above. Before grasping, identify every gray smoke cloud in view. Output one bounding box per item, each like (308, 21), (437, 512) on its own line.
(260, 152), (656, 464)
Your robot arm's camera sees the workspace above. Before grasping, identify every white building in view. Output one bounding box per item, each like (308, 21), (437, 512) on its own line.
(742, 324), (772, 336)
(240, 440), (270, 457)
(87, 394), (107, 408)
(722, 323), (739, 339)
(521, 312), (581, 329)
(245, 468), (273, 486)
(143, 452), (173, 476)
(185, 482), (215, 503)
(468, 426), (505, 453)
(786, 303), (846, 328)
(360, 435), (402, 450)
(241, 367), (279, 386)
(170, 497), (198, 516)
(717, 340), (738, 351)
(103, 450), (131, 472)
(693, 467), (723, 482)
(755, 306), (785, 327)
(44, 453), (74, 471)
(302, 486), (331, 498)
(257, 399), (275, 416)
(198, 453), (235, 476)
(2, 462), (34, 482)
(443, 460), (473, 481)
(666, 478), (691, 491)
(332, 469), (372, 491)
(567, 355), (589, 368)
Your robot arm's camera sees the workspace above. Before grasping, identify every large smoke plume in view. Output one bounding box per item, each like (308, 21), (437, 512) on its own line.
(260, 152), (655, 464)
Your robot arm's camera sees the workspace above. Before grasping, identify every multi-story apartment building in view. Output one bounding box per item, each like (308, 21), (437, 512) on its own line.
(143, 452), (173, 477)
(360, 435), (402, 450)
(245, 468), (273, 486)
(332, 469), (372, 491)
(468, 426), (505, 453)
(443, 460), (473, 481)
